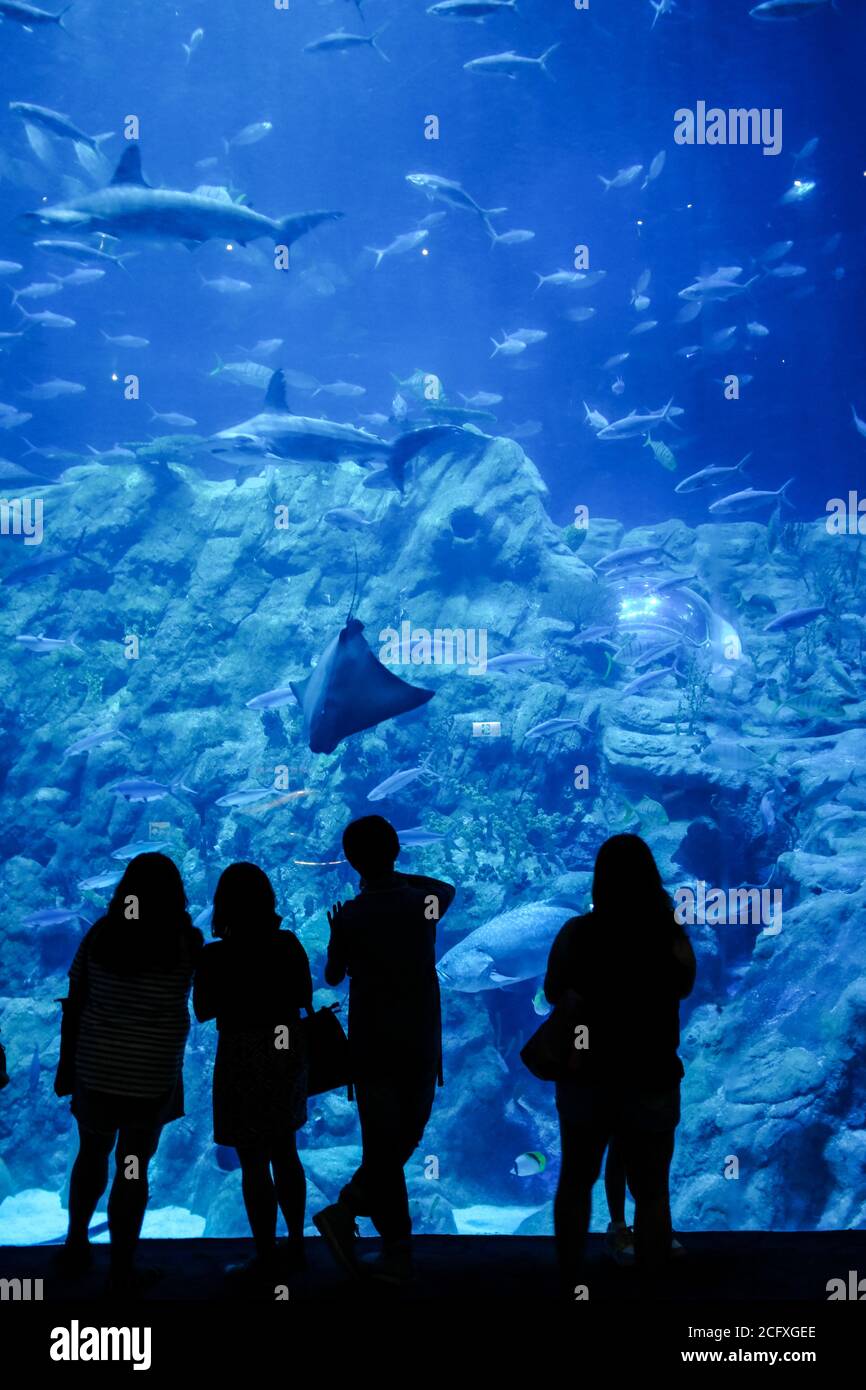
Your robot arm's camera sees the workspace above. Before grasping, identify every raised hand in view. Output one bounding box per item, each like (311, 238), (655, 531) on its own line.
(327, 900), (346, 934)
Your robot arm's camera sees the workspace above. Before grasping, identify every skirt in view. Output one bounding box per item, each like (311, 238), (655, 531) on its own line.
(213, 1025), (308, 1148)
(71, 1076), (184, 1133)
(555, 1080), (681, 1134)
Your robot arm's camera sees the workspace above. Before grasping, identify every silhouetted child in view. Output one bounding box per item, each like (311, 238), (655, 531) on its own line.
(194, 862), (313, 1280)
(314, 814), (455, 1284)
(57, 853), (203, 1294)
(604, 1140), (685, 1263)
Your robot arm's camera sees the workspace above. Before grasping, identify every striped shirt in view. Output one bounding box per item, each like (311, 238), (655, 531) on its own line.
(69, 928), (196, 1098)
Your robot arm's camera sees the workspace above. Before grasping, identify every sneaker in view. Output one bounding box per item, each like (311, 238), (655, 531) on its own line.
(313, 1203), (360, 1278)
(358, 1242), (414, 1286)
(605, 1221), (636, 1265)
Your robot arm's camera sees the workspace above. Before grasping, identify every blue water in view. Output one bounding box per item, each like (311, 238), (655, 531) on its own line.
(1, 0), (865, 1240)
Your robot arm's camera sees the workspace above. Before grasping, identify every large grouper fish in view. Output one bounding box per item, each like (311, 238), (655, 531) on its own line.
(21, 144), (344, 250)
(211, 367), (482, 490)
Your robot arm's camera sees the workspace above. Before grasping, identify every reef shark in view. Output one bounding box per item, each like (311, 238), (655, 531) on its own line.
(212, 368), (480, 490)
(0, 1), (72, 27)
(21, 145), (344, 250)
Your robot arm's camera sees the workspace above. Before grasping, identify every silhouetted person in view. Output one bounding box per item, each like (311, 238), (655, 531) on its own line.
(314, 815), (455, 1284)
(58, 853), (203, 1293)
(544, 833), (695, 1287)
(194, 862), (312, 1279)
(604, 1137), (686, 1263)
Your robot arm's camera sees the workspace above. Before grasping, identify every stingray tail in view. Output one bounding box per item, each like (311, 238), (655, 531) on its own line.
(347, 544), (360, 622)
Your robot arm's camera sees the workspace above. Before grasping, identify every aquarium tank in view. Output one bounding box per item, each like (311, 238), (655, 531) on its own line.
(0, 0), (864, 1245)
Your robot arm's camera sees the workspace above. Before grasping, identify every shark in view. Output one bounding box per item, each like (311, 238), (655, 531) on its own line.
(212, 368), (481, 491)
(0, 1), (72, 27)
(21, 145), (344, 251)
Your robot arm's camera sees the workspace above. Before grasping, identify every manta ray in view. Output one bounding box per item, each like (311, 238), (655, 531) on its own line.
(291, 616), (434, 754)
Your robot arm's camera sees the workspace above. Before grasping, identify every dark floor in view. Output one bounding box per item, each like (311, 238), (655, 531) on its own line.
(2, 1231), (864, 1302)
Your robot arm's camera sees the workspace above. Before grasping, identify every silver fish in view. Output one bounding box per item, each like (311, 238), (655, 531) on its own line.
(9, 102), (113, 154)
(245, 687), (298, 710)
(764, 605), (826, 633)
(78, 869), (124, 892)
(367, 761), (437, 801)
(598, 164), (643, 193)
(304, 27), (390, 61)
(463, 46), (559, 79)
(427, 0), (518, 16)
(483, 652), (546, 673)
(215, 787), (275, 807)
(708, 479), (794, 515)
(63, 726), (129, 758)
(111, 840), (171, 861)
(675, 454), (752, 494)
(15, 632), (82, 653)
(524, 717), (585, 740)
(366, 229), (428, 269)
(406, 172), (506, 235)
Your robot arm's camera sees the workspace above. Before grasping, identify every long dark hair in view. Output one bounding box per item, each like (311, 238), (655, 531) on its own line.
(90, 852), (200, 973)
(211, 862), (281, 941)
(592, 834), (674, 923)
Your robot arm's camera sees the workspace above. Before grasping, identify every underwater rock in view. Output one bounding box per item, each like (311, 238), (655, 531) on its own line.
(513, 1204), (554, 1236)
(298, 1144), (363, 1202)
(407, 1186), (460, 1235)
(1, 427), (865, 1234)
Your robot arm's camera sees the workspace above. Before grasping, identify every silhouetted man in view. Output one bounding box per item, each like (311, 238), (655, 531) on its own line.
(314, 815), (455, 1283)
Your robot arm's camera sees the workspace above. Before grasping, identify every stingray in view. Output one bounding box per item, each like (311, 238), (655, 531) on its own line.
(291, 615), (434, 754)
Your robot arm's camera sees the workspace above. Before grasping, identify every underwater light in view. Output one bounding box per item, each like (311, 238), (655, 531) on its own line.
(226, 242), (234, 251)
(111, 373), (118, 382)
(422, 248), (429, 256)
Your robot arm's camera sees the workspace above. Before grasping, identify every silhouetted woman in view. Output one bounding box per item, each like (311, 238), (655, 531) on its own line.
(544, 834), (696, 1285)
(60, 852), (203, 1292)
(193, 862), (312, 1278)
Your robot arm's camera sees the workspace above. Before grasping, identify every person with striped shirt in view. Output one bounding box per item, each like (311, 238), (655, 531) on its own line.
(58, 852), (203, 1292)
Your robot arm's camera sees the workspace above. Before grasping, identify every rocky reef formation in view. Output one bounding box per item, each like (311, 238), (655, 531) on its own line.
(0, 431), (863, 1235)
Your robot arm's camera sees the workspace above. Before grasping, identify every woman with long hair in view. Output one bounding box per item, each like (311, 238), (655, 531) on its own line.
(544, 833), (696, 1286)
(59, 852), (203, 1292)
(193, 862), (312, 1280)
